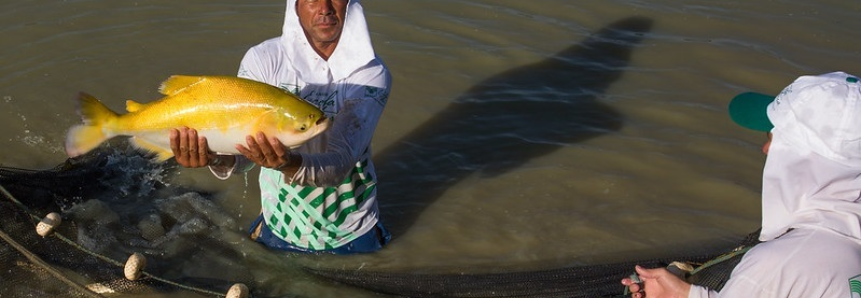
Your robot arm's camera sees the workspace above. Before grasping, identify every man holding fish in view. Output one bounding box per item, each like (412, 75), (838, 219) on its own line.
(170, 0), (391, 254)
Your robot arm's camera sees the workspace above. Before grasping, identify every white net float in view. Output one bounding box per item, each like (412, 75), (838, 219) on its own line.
(226, 283), (249, 298)
(35, 212), (62, 237)
(123, 253), (146, 281)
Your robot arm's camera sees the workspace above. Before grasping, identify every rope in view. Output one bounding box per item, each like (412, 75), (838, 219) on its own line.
(689, 245), (752, 276)
(0, 182), (229, 297)
(0, 217), (105, 298)
(618, 244), (753, 297)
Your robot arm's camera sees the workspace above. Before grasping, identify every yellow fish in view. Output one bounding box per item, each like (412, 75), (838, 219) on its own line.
(65, 75), (329, 161)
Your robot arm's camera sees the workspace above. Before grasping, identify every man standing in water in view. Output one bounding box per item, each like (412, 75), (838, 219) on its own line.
(622, 71), (861, 297)
(169, 0), (392, 254)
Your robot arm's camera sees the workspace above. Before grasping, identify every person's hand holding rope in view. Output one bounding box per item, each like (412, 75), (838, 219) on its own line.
(621, 265), (691, 298)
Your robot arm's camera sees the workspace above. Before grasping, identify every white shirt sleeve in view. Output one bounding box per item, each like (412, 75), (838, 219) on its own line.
(688, 285), (718, 298)
(289, 66), (389, 187)
(686, 228), (861, 298)
(208, 155), (256, 180)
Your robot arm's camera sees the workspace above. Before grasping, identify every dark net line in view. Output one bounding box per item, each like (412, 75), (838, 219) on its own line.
(305, 231), (761, 298)
(0, 145), (239, 298)
(0, 182), (231, 297)
(0, 144), (759, 298)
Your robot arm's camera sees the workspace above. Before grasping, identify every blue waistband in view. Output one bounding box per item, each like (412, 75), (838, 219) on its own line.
(248, 214), (391, 254)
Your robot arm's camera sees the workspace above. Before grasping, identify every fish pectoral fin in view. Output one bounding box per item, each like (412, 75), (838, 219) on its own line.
(253, 109), (282, 134)
(158, 75), (206, 96)
(129, 137), (174, 162)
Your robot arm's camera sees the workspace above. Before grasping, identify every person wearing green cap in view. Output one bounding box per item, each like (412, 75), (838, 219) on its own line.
(622, 71), (861, 298)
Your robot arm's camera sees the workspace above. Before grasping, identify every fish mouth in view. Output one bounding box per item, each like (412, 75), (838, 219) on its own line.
(316, 116), (331, 131)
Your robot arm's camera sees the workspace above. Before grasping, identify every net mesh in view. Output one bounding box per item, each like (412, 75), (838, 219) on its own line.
(0, 141), (247, 298)
(0, 141), (758, 298)
(0, 200), (170, 297)
(305, 232), (760, 298)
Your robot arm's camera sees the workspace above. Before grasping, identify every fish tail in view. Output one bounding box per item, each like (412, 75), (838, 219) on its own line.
(78, 92), (118, 125)
(64, 92), (118, 157)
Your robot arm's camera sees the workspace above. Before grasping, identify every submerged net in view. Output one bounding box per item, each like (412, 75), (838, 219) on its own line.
(0, 141), (757, 298)
(305, 230), (759, 298)
(0, 199), (168, 297)
(0, 142), (252, 298)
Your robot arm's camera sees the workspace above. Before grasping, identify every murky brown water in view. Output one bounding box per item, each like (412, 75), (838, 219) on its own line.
(1, 0), (860, 297)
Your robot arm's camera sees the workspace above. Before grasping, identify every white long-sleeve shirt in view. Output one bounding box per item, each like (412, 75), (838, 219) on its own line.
(696, 74), (861, 297)
(211, 0), (391, 250)
(228, 36), (390, 250)
(689, 227), (861, 298)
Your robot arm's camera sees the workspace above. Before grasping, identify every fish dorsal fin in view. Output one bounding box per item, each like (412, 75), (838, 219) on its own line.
(159, 75), (206, 96)
(125, 100), (146, 112)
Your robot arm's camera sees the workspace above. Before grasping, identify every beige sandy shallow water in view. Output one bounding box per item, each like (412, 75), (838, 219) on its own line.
(1, 1), (860, 297)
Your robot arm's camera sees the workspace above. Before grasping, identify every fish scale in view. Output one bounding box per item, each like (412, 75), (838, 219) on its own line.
(65, 75), (330, 161)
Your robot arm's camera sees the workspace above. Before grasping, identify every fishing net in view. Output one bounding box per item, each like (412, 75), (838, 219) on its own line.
(0, 140), (758, 298)
(304, 233), (760, 298)
(0, 140), (253, 298)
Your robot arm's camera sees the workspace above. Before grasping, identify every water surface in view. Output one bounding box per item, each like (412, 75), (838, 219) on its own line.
(1, 0), (860, 297)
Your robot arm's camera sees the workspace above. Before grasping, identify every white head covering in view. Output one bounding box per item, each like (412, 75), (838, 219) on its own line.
(279, 0), (376, 83)
(759, 71), (861, 241)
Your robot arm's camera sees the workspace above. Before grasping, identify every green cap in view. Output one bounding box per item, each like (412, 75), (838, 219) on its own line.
(728, 92), (775, 132)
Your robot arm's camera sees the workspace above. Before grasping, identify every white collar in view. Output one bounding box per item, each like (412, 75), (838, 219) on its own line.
(280, 0), (376, 83)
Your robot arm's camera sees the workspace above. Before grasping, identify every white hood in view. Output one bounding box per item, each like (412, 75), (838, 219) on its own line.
(761, 135), (861, 241)
(279, 0), (376, 83)
(759, 72), (861, 241)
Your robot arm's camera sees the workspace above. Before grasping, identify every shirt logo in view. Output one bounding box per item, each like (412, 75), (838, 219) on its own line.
(364, 86), (389, 106)
(850, 273), (861, 297)
(301, 89), (338, 114)
(278, 83), (300, 95)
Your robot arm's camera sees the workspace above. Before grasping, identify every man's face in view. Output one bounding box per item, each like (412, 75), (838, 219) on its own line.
(296, 0), (348, 46)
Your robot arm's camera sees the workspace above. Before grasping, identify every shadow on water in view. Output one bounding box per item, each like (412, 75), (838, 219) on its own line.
(375, 16), (655, 236)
